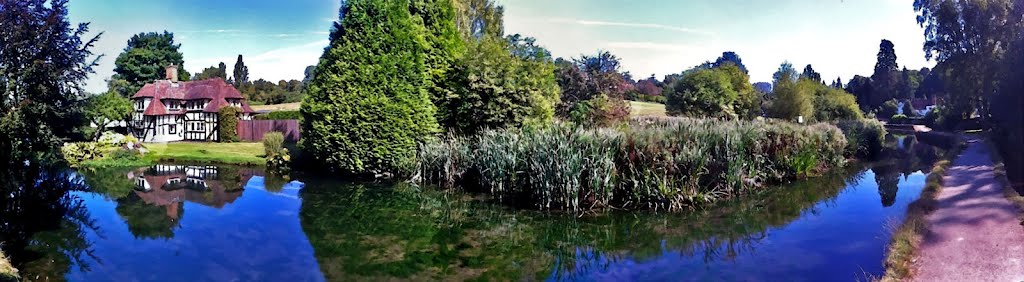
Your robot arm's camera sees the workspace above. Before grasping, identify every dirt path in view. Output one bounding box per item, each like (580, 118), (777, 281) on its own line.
(912, 138), (1024, 281)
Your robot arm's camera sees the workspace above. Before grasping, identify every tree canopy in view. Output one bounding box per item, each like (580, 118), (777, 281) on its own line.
(302, 0), (438, 175)
(112, 31), (189, 97)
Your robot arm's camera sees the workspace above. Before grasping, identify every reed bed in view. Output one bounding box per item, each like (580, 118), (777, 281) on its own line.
(418, 117), (850, 212)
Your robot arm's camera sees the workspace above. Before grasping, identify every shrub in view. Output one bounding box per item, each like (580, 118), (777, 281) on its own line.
(263, 132), (285, 157)
(254, 110), (301, 120)
(665, 68), (738, 118)
(417, 117), (849, 212)
(569, 94), (631, 127)
(901, 101), (919, 117)
(835, 119), (887, 158)
(61, 142), (100, 166)
(891, 114), (910, 125)
(218, 106), (240, 143)
(97, 132), (128, 148)
(878, 99), (900, 119)
(109, 149), (140, 162)
(267, 148), (291, 176)
(301, 0), (438, 175)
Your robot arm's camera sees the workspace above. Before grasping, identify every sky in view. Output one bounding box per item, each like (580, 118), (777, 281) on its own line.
(70, 0), (933, 93)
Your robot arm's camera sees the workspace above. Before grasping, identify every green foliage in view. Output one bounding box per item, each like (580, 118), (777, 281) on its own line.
(769, 79), (815, 122)
(84, 92), (133, 140)
(238, 79), (305, 105)
(418, 118), (848, 211)
(267, 148), (292, 176)
(1, 0), (96, 168)
(410, 0), (464, 106)
(801, 64), (822, 83)
(263, 132), (285, 157)
(112, 31), (188, 96)
(61, 143), (101, 167)
(813, 87), (863, 122)
(665, 68), (737, 118)
(568, 94), (630, 127)
(194, 62), (227, 80)
(218, 107), (240, 143)
(878, 99), (900, 119)
(835, 119), (887, 158)
(555, 51), (632, 125)
(890, 114), (910, 125)
(870, 39), (900, 108)
(302, 0), (438, 175)
(232, 55), (249, 87)
(254, 110), (301, 120)
(440, 35), (559, 134)
(901, 101), (918, 117)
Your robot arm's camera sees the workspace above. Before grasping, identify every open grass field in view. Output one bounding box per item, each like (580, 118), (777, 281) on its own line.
(251, 102), (301, 112)
(629, 101), (667, 117)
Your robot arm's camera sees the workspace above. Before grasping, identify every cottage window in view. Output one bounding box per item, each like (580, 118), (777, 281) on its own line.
(169, 124), (177, 134)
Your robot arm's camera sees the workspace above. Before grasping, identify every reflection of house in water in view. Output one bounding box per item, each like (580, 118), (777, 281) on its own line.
(133, 165), (258, 219)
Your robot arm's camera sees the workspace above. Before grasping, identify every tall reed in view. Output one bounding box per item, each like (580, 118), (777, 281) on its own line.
(418, 117), (850, 212)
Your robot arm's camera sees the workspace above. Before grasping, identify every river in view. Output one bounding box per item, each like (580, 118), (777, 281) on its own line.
(3, 134), (951, 281)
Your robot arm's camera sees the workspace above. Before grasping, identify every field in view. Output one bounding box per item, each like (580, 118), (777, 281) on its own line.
(629, 101), (667, 117)
(252, 102), (301, 112)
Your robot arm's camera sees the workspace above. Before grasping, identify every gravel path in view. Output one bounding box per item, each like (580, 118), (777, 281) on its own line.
(913, 138), (1024, 281)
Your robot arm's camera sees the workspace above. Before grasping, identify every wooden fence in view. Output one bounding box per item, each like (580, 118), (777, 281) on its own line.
(237, 120), (301, 142)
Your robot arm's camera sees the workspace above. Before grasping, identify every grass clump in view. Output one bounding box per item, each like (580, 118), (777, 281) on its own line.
(418, 117), (848, 212)
(881, 159), (952, 281)
(263, 132), (285, 157)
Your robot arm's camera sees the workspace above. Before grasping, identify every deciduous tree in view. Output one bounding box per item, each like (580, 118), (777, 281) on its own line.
(112, 31), (189, 97)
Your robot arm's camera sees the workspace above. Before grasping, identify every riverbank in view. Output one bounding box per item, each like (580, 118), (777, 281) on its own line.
(80, 142), (266, 168)
(905, 137), (1024, 281)
(0, 251), (17, 281)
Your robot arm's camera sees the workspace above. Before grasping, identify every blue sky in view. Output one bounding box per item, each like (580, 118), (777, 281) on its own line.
(71, 0), (931, 93)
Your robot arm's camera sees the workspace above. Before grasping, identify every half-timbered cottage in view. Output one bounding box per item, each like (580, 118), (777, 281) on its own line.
(131, 65), (254, 142)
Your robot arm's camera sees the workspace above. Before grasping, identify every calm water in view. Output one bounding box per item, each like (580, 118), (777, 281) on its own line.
(4, 135), (949, 281)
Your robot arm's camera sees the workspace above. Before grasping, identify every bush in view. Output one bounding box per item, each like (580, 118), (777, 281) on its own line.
(418, 117), (848, 212)
(109, 149), (140, 162)
(835, 119), (887, 158)
(568, 94), (631, 127)
(263, 132), (285, 157)
(97, 132), (128, 148)
(267, 148), (291, 176)
(878, 99), (900, 119)
(301, 0), (438, 175)
(218, 106), (240, 143)
(254, 110), (301, 120)
(665, 68), (738, 118)
(890, 114), (910, 125)
(61, 142), (100, 166)
(901, 101), (918, 117)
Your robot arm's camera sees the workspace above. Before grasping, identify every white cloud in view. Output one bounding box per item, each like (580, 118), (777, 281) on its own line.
(546, 18), (715, 36)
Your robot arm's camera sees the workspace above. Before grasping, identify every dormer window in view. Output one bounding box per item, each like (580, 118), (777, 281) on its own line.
(167, 100), (180, 110)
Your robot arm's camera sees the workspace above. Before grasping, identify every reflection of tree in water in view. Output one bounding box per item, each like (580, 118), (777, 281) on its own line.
(0, 166), (97, 281)
(299, 167), (863, 281)
(874, 164), (902, 207)
(263, 175), (289, 193)
(81, 168), (136, 200)
(115, 193), (184, 240)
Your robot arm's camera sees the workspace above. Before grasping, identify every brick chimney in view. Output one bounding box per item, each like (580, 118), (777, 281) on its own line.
(165, 64), (178, 82)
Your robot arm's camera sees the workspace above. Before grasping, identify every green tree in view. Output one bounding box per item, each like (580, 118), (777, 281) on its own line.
(870, 39), (900, 108)
(845, 75), (874, 111)
(218, 106), (240, 143)
(717, 63), (761, 119)
(801, 64), (822, 84)
(194, 62), (228, 80)
(302, 0), (438, 175)
(769, 79), (815, 122)
(813, 86), (863, 122)
(0, 0), (98, 166)
(232, 55), (249, 88)
(773, 61), (798, 86)
(665, 68), (736, 118)
(409, 0), (465, 111)
(441, 36), (558, 133)
(713, 51), (747, 74)
(112, 31), (189, 97)
(555, 51), (631, 125)
(84, 91), (132, 140)
(455, 0), (504, 38)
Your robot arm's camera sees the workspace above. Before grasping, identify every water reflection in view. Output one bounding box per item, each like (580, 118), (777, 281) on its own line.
(2, 134), (954, 281)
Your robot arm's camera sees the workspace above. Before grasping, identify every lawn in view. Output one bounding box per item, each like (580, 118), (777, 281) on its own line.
(144, 142), (266, 165)
(252, 102), (301, 112)
(629, 101), (667, 117)
(80, 142), (266, 168)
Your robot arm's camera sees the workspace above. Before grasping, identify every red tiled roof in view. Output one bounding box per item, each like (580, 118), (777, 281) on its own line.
(132, 78), (252, 116)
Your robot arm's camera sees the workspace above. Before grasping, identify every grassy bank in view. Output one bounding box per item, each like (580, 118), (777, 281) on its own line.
(80, 142), (266, 168)
(881, 159), (951, 281)
(0, 251), (17, 281)
(418, 117), (854, 212)
(251, 102), (301, 112)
